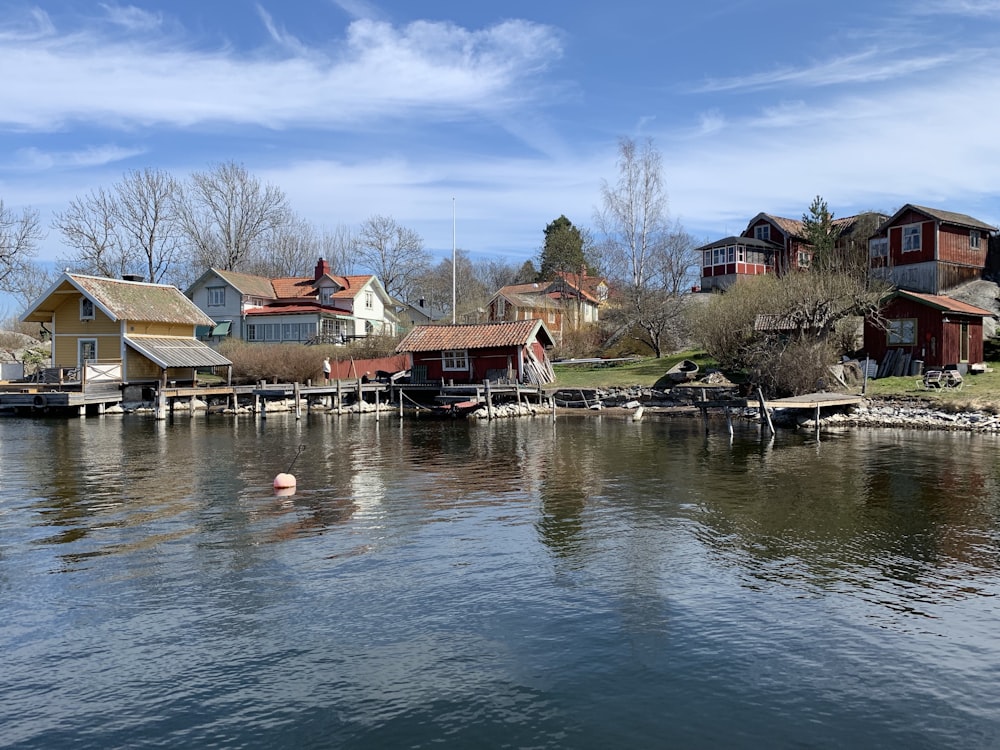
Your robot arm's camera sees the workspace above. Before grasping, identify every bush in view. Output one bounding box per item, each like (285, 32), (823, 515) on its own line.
(553, 325), (604, 359)
(219, 340), (326, 384)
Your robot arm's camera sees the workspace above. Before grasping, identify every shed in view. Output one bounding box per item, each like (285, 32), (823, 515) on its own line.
(863, 290), (993, 371)
(395, 320), (556, 385)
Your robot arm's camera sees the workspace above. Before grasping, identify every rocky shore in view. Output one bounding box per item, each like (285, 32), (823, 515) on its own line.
(556, 385), (1000, 433)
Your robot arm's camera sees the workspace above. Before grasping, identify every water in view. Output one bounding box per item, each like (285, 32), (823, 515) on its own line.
(2, 412), (999, 749)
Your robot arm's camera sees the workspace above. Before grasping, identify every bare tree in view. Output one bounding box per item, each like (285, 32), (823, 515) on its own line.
(319, 224), (357, 275)
(355, 214), (430, 299)
(177, 161), (291, 274)
(596, 137), (697, 356)
(473, 257), (527, 293)
(0, 200), (43, 295)
(55, 169), (182, 283)
(245, 215), (320, 278)
(414, 250), (488, 319)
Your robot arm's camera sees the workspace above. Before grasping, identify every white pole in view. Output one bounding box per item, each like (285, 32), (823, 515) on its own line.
(452, 197), (456, 324)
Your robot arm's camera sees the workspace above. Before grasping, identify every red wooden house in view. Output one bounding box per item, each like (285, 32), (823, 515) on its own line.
(699, 211), (882, 290)
(868, 204), (995, 294)
(395, 320), (556, 385)
(863, 290), (993, 371)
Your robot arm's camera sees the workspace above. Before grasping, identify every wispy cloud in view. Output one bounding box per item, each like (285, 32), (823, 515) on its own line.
(0, 13), (563, 131)
(12, 144), (146, 170)
(329, 0), (386, 22)
(99, 4), (163, 32)
(694, 48), (959, 93)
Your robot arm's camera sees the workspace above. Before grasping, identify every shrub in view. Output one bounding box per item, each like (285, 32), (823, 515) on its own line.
(219, 340), (326, 384)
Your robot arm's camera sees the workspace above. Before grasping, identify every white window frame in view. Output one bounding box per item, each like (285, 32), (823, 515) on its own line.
(970, 230), (981, 249)
(887, 319), (917, 346)
(207, 286), (225, 307)
(442, 349), (468, 371)
(80, 297), (95, 320)
(319, 287), (334, 305)
(902, 224), (921, 252)
(78, 338), (97, 366)
(365, 291), (374, 309)
(754, 225), (770, 241)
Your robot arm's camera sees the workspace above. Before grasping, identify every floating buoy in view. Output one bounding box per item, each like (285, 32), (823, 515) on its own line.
(273, 472), (296, 490)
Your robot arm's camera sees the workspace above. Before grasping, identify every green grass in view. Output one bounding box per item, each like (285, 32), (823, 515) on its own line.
(552, 350), (718, 388)
(553, 353), (1000, 410)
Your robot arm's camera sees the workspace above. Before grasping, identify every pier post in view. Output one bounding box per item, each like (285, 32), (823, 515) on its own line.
(756, 386), (775, 435)
(375, 388), (380, 422)
(294, 382), (302, 420)
(336, 380), (343, 415)
(155, 390), (166, 420)
(485, 379), (494, 420)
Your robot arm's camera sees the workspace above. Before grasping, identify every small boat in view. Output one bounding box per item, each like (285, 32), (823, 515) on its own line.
(431, 398), (483, 417)
(666, 359), (699, 382)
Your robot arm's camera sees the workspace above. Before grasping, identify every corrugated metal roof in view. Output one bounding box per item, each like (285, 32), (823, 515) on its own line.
(125, 335), (233, 369)
(895, 290), (995, 317)
(71, 275), (215, 325)
(908, 205), (996, 231)
(396, 320), (554, 352)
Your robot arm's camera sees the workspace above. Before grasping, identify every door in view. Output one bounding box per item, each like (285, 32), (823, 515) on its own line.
(78, 339), (97, 367)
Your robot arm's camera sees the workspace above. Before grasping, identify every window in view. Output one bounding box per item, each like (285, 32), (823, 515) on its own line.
(726, 245), (736, 263)
(902, 224), (921, 252)
(754, 225), (770, 241)
(80, 298), (95, 320)
(78, 338), (97, 365)
(319, 288), (334, 305)
(970, 230), (981, 249)
(797, 251), (811, 268)
(207, 286), (225, 306)
(887, 319), (917, 345)
(869, 238), (888, 258)
(365, 291), (374, 309)
(442, 350), (468, 371)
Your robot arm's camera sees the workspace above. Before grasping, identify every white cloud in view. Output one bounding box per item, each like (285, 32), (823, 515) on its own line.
(13, 144), (146, 170)
(694, 48), (959, 93)
(99, 4), (163, 32)
(0, 15), (563, 132)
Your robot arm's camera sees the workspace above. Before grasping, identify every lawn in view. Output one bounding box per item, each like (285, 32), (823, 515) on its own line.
(552, 351), (718, 388)
(553, 353), (1000, 408)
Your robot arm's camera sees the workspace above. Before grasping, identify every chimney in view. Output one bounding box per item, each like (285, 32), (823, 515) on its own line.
(314, 257), (331, 280)
(419, 297), (426, 308)
(122, 273), (144, 282)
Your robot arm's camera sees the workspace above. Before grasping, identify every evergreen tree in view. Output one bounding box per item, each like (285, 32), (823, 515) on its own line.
(539, 215), (586, 280)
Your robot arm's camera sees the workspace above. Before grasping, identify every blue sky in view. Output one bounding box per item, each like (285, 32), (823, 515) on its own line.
(4, 0), (1000, 277)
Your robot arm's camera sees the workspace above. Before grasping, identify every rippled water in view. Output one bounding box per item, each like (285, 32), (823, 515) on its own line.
(2, 413), (999, 749)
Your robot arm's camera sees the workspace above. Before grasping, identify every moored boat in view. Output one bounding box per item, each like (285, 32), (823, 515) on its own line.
(666, 359), (699, 382)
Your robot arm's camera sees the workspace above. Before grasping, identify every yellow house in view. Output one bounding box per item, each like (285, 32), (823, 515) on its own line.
(21, 273), (232, 386)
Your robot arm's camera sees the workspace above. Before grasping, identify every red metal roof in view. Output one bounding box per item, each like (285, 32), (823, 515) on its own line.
(396, 320), (554, 352)
(896, 290), (994, 316)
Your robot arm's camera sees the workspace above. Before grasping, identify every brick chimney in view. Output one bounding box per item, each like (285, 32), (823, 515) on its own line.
(314, 257), (331, 280)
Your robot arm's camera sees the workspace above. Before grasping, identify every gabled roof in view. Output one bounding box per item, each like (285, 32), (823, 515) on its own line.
(22, 273), (214, 326)
(881, 204), (996, 232)
(208, 269), (277, 299)
(552, 271), (607, 302)
(492, 284), (562, 310)
(894, 290), (994, 317)
(745, 213), (806, 240)
(396, 320), (555, 353)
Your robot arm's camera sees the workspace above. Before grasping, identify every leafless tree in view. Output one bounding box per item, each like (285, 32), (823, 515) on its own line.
(318, 224), (357, 275)
(473, 257), (526, 293)
(596, 137), (698, 356)
(54, 168), (182, 284)
(177, 161), (291, 274)
(355, 214), (430, 300)
(413, 250), (489, 320)
(0, 200), (43, 295)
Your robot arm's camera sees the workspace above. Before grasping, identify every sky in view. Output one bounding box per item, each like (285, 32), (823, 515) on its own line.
(4, 0), (1000, 281)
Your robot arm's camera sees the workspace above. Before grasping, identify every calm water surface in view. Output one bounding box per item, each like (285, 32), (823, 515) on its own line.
(1, 412), (999, 749)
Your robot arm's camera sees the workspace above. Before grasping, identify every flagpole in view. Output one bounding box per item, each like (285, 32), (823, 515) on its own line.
(452, 197), (456, 324)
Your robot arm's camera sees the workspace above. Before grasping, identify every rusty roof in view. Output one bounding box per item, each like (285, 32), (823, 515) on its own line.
(895, 290), (995, 317)
(396, 320), (554, 352)
(900, 205), (996, 232)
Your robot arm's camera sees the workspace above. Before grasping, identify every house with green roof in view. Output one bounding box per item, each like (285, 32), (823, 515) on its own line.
(21, 272), (232, 386)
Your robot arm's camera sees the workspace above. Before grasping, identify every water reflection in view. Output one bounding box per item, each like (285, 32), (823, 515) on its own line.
(3, 413), (1000, 747)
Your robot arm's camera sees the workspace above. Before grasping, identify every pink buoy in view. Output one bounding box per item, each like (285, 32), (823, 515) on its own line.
(273, 472), (296, 490)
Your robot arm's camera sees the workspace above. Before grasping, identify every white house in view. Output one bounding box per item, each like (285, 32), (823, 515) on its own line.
(186, 259), (398, 344)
